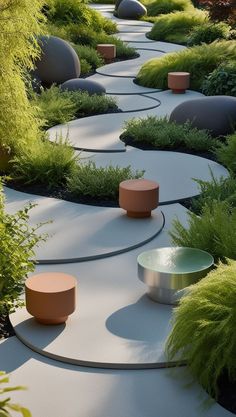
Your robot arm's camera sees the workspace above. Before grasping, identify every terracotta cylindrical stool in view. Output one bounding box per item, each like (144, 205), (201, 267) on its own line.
(168, 72), (190, 94)
(119, 179), (159, 218)
(25, 273), (77, 325)
(96, 44), (116, 62)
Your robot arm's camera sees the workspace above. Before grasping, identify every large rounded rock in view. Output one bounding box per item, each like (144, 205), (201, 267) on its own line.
(34, 36), (80, 86)
(115, 0), (123, 10)
(60, 79), (106, 95)
(117, 0), (147, 19)
(169, 96), (236, 137)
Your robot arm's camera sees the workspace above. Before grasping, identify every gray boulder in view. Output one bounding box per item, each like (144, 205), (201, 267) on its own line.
(117, 0), (147, 19)
(60, 79), (106, 95)
(169, 96), (236, 137)
(34, 36), (80, 86)
(115, 0), (123, 10)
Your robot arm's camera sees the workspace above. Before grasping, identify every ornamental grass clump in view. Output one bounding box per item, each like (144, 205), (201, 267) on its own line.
(147, 9), (208, 44)
(136, 41), (236, 90)
(121, 116), (215, 152)
(31, 85), (118, 128)
(170, 201), (236, 262)
(166, 260), (236, 399)
(68, 162), (144, 200)
(187, 22), (231, 46)
(12, 138), (78, 189)
(215, 133), (236, 174)
(142, 0), (193, 18)
(191, 174), (236, 214)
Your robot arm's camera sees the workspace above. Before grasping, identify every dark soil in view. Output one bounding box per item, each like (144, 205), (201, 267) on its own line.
(217, 372), (236, 414)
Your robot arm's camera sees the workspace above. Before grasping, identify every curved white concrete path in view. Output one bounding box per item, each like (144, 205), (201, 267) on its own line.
(80, 147), (228, 204)
(10, 204), (187, 368)
(96, 49), (165, 77)
(4, 186), (164, 264)
(48, 90), (204, 152)
(1, 338), (234, 417)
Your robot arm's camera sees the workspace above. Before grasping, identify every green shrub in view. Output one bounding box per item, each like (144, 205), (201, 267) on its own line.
(31, 86), (117, 128)
(187, 22), (231, 46)
(0, 181), (46, 314)
(148, 10), (208, 44)
(46, 22), (136, 59)
(121, 116), (216, 152)
(191, 174), (236, 214)
(166, 260), (236, 399)
(215, 133), (236, 174)
(201, 62), (236, 96)
(0, 0), (44, 154)
(170, 201), (236, 262)
(68, 162), (144, 200)
(142, 0), (193, 17)
(12, 138), (78, 189)
(73, 44), (104, 69)
(45, 0), (116, 34)
(137, 41), (236, 90)
(0, 371), (31, 417)
(80, 59), (92, 75)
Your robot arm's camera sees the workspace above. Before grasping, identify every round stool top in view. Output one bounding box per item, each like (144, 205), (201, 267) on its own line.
(97, 44), (115, 48)
(168, 72), (190, 77)
(26, 273), (76, 293)
(120, 179), (159, 192)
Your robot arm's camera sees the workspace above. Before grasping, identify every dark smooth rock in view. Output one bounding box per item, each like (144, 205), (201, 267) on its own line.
(115, 0), (123, 10)
(60, 79), (106, 95)
(34, 36), (80, 86)
(117, 0), (147, 19)
(169, 96), (236, 137)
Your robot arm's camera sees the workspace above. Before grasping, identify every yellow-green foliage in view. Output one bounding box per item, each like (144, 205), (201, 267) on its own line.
(0, 0), (44, 153)
(166, 260), (236, 399)
(0, 371), (31, 417)
(170, 201), (236, 262)
(147, 9), (207, 43)
(215, 133), (236, 174)
(142, 0), (193, 18)
(137, 41), (236, 90)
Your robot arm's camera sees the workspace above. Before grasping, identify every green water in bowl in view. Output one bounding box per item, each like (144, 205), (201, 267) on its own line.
(137, 247), (214, 274)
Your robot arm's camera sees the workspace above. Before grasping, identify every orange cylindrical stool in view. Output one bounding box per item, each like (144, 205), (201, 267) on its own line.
(96, 44), (116, 62)
(119, 179), (159, 218)
(25, 272), (77, 325)
(168, 72), (190, 94)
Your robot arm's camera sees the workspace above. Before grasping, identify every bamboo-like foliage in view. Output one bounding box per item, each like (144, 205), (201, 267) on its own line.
(0, 0), (45, 153)
(166, 260), (236, 399)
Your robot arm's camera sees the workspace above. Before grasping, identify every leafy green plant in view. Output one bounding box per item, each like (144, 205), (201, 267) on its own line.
(191, 174), (236, 214)
(170, 201), (236, 262)
(12, 138), (78, 189)
(215, 133), (236, 173)
(0, 371), (31, 417)
(147, 9), (208, 44)
(0, 181), (46, 314)
(166, 260), (236, 399)
(45, 0), (116, 34)
(67, 162), (144, 200)
(142, 0), (193, 17)
(201, 62), (236, 96)
(187, 22), (231, 46)
(136, 41), (236, 90)
(72, 44), (104, 70)
(31, 86), (118, 128)
(0, 0), (44, 154)
(121, 116), (216, 152)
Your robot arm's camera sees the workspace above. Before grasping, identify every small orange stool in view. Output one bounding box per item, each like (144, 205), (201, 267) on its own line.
(168, 72), (190, 94)
(96, 44), (116, 62)
(119, 179), (159, 218)
(25, 272), (77, 325)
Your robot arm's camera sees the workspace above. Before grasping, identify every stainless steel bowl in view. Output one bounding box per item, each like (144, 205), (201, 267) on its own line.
(137, 247), (214, 305)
